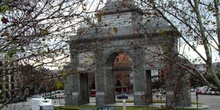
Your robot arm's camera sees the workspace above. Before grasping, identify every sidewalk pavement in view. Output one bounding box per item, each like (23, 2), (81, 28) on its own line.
(148, 103), (209, 109)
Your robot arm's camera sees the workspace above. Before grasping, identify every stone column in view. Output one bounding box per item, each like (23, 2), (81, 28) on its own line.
(63, 65), (74, 105)
(105, 66), (115, 104)
(71, 73), (80, 105)
(94, 49), (106, 106)
(165, 59), (191, 107)
(64, 49), (79, 105)
(133, 47), (148, 105)
(162, 34), (191, 107)
(65, 67), (90, 105)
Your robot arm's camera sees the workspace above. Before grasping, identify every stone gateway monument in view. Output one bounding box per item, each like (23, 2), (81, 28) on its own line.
(64, 0), (191, 108)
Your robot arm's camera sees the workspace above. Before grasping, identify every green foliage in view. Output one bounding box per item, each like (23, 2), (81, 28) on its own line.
(5, 0), (10, 3)
(40, 29), (49, 36)
(95, 10), (103, 21)
(7, 50), (16, 58)
(113, 27), (118, 33)
(60, 71), (67, 77)
(54, 106), (198, 110)
(54, 100), (201, 110)
(55, 81), (64, 90)
(0, 4), (9, 14)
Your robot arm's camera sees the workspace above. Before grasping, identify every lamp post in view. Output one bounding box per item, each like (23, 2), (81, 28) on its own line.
(123, 99), (126, 110)
(196, 92), (199, 110)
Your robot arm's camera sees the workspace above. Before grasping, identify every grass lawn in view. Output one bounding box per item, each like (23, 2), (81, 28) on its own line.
(54, 100), (201, 110)
(54, 106), (199, 110)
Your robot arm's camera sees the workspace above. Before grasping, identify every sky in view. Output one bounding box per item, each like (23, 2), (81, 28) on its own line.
(179, 39), (220, 64)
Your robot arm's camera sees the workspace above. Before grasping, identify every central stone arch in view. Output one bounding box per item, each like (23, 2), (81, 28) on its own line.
(89, 44), (153, 106)
(64, 44), (159, 106)
(64, 0), (191, 107)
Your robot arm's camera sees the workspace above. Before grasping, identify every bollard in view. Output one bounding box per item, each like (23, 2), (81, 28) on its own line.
(123, 99), (126, 110)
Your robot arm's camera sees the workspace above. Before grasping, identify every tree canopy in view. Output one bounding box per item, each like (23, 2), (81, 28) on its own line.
(142, 0), (220, 88)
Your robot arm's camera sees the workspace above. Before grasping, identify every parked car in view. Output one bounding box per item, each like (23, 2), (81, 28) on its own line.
(32, 94), (43, 98)
(195, 86), (208, 94)
(206, 88), (220, 95)
(214, 91), (220, 95)
(116, 93), (128, 99)
(196, 86), (220, 95)
(9, 96), (26, 103)
(90, 89), (96, 97)
(191, 88), (195, 92)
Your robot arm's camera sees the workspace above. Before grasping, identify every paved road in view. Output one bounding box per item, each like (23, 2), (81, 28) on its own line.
(2, 93), (220, 110)
(1, 101), (30, 110)
(191, 92), (220, 110)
